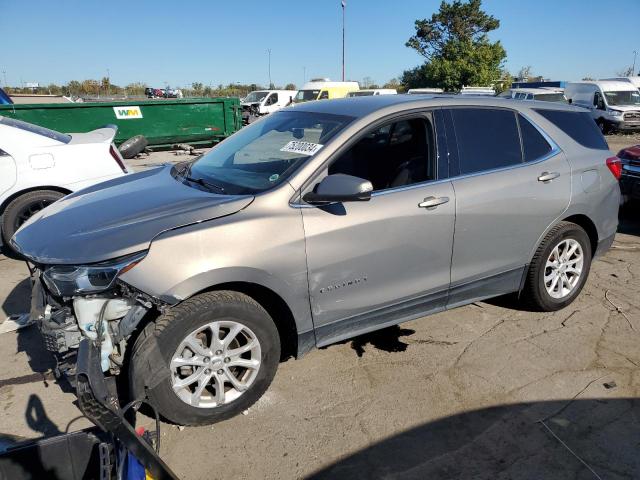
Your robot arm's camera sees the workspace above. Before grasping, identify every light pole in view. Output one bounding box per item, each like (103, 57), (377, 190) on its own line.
(267, 49), (272, 88)
(341, 0), (346, 81)
(106, 68), (110, 96)
(1, 70), (6, 88)
(633, 50), (637, 76)
(303, 66), (306, 85)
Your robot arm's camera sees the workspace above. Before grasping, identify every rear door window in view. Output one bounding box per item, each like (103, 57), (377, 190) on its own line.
(534, 109), (608, 150)
(518, 114), (552, 162)
(449, 108), (522, 175)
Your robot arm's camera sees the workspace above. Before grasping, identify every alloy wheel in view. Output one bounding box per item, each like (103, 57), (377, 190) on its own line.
(170, 320), (262, 408)
(544, 238), (584, 299)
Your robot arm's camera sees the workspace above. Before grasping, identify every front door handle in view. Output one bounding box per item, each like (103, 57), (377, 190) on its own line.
(418, 196), (450, 209)
(538, 171), (560, 182)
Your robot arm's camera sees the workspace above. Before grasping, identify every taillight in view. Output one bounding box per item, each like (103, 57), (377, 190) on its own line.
(606, 156), (622, 180)
(109, 144), (128, 173)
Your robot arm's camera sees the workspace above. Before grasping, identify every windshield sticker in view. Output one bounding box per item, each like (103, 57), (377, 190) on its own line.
(280, 140), (323, 156)
(269, 174), (280, 182)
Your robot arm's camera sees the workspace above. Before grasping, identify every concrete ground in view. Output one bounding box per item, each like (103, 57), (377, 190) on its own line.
(0, 134), (639, 479)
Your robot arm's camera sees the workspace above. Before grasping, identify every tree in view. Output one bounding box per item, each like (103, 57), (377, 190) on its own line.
(402, 0), (507, 91)
(616, 66), (634, 77)
(517, 66), (532, 81)
(192, 82), (203, 94)
(284, 83), (297, 90)
(383, 78), (402, 91)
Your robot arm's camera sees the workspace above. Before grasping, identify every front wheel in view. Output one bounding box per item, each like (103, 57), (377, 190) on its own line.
(130, 291), (280, 426)
(521, 222), (592, 311)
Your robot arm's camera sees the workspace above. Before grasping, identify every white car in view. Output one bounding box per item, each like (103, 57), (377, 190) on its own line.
(0, 117), (130, 253)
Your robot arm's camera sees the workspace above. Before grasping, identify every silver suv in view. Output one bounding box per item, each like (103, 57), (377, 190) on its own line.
(12, 96), (620, 426)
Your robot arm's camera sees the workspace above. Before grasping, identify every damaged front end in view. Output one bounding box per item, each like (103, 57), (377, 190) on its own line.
(29, 251), (163, 382)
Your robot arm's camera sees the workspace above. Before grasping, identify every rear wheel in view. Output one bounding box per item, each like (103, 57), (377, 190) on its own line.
(1, 190), (64, 251)
(521, 222), (592, 311)
(130, 291), (280, 426)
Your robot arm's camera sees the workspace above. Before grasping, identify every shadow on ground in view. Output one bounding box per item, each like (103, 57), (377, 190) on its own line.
(1, 277), (31, 319)
(322, 325), (418, 357)
(308, 397), (639, 480)
(618, 203), (639, 237)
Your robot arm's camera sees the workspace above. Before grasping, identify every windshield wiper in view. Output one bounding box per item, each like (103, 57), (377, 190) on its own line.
(184, 175), (226, 194)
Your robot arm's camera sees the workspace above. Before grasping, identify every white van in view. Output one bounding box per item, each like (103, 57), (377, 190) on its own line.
(601, 77), (640, 90)
(500, 87), (567, 103)
(407, 88), (444, 94)
(459, 86), (496, 96)
(565, 81), (640, 132)
(293, 80), (359, 102)
(347, 89), (397, 97)
(241, 90), (297, 115)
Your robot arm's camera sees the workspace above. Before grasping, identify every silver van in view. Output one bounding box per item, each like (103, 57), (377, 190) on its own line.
(12, 96), (620, 426)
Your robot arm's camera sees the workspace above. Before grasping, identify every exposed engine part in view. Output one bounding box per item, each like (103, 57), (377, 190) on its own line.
(115, 305), (149, 343)
(74, 297), (137, 372)
(40, 306), (82, 354)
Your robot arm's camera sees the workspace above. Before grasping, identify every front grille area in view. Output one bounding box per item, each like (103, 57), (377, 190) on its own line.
(624, 111), (640, 121)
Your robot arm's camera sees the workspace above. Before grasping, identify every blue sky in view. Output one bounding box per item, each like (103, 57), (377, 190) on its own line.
(2, 0), (639, 89)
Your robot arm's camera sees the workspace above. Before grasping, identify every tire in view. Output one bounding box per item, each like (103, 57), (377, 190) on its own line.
(130, 291), (280, 426)
(521, 221), (592, 312)
(118, 135), (148, 159)
(1, 190), (65, 250)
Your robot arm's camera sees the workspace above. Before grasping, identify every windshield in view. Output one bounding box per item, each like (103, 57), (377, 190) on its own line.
(183, 111), (353, 194)
(603, 90), (640, 106)
(294, 90), (320, 102)
(535, 93), (567, 103)
(348, 91), (374, 97)
(243, 91), (269, 103)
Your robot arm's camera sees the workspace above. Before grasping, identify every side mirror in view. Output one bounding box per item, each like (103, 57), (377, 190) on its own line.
(303, 174), (373, 204)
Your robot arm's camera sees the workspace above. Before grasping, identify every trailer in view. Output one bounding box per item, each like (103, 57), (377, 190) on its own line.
(0, 97), (242, 148)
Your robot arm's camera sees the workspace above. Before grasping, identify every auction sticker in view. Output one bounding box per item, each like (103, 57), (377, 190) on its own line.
(280, 141), (323, 156)
(113, 106), (143, 119)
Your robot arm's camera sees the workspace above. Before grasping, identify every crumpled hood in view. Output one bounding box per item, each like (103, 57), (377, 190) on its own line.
(11, 166), (253, 264)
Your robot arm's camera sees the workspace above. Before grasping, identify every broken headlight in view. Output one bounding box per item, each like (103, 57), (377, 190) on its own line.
(42, 251), (146, 297)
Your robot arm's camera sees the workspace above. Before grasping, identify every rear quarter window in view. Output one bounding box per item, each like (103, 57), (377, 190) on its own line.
(518, 114), (552, 162)
(533, 109), (608, 150)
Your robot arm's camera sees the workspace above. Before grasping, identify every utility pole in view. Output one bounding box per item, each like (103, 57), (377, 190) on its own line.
(341, 0), (346, 81)
(633, 50), (637, 76)
(267, 49), (272, 88)
(106, 68), (110, 96)
(1, 70), (6, 88)
(303, 66), (306, 84)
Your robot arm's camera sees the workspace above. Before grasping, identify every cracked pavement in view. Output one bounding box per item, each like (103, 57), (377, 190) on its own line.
(0, 137), (639, 479)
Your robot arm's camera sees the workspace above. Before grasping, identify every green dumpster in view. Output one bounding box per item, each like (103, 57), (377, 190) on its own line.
(0, 97), (242, 148)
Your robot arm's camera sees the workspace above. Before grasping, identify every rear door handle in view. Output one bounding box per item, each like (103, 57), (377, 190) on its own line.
(538, 171), (560, 182)
(418, 196), (450, 209)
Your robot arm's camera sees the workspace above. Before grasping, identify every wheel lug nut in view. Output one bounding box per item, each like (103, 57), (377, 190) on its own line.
(215, 350), (222, 355)
(224, 357), (230, 363)
(204, 369), (211, 374)
(217, 369), (223, 375)
(203, 357), (210, 363)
